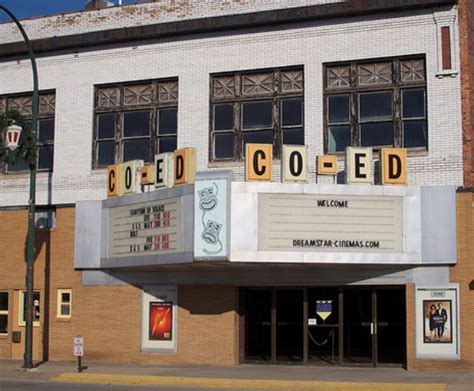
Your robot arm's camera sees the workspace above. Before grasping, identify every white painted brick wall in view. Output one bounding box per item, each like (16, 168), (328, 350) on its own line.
(0, 6), (464, 206)
(0, 0), (343, 44)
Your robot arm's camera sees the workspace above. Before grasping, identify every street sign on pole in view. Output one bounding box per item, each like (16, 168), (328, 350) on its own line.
(73, 336), (84, 373)
(73, 336), (84, 356)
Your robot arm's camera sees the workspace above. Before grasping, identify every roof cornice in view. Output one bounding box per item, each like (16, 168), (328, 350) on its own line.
(0, 0), (457, 59)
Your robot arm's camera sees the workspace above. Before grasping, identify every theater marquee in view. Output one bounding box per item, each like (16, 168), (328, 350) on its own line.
(258, 193), (403, 253)
(108, 197), (182, 258)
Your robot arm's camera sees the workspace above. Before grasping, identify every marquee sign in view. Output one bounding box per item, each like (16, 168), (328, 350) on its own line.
(107, 145), (407, 199)
(108, 197), (182, 258)
(258, 193), (403, 252)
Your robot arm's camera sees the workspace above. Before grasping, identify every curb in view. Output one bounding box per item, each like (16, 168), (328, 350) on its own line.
(52, 373), (448, 390)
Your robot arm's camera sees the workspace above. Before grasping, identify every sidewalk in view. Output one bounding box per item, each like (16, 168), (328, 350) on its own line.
(0, 359), (472, 390)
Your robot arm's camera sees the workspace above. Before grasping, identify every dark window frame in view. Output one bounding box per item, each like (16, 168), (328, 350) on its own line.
(0, 91), (56, 173)
(93, 78), (178, 169)
(210, 66), (304, 162)
(0, 291), (8, 335)
(323, 56), (427, 154)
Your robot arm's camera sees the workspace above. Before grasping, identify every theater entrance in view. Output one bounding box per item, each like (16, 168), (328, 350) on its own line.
(242, 287), (406, 366)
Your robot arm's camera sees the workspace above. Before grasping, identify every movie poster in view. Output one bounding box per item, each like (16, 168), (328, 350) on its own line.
(149, 301), (173, 341)
(423, 300), (452, 343)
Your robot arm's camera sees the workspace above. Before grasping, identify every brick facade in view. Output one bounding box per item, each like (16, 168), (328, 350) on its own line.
(0, 0), (471, 371)
(0, 0), (342, 45)
(459, 0), (474, 188)
(0, 6), (464, 207)
(0, 208), (239, 365)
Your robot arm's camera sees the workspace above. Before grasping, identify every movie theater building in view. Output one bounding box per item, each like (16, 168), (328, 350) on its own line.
(0, 0), (473, 370)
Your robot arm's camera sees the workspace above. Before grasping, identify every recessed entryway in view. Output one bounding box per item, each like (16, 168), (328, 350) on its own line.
(242, 286), (406, 367)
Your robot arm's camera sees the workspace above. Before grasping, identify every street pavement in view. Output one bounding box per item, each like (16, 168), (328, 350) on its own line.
(0, 359), (472, 390)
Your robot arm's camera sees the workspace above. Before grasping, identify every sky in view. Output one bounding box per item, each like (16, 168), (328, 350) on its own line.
(0, 0), (137, 22)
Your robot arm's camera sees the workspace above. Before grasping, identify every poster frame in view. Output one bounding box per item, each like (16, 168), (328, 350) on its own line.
(141, 285), (177, 354)
(415, 285), (460, 360)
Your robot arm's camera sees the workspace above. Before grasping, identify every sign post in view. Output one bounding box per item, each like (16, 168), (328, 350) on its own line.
(73, 336), (84, 373)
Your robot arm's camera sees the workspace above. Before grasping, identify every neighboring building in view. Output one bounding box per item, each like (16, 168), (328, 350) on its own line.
(0, 0), (472, 369)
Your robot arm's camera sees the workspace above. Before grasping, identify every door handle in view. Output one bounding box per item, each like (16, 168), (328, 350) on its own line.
(370, 322), (377, 335)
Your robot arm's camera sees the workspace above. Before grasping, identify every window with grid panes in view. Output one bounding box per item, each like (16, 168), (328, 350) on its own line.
(0, 92), (56, 172)
(94, 79), (178, 168)
(57, 289), (72, 319)
(210, 67), (304, 161)
(324, 57), (427, 153)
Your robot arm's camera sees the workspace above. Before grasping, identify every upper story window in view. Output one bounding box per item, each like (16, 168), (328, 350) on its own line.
(1, 92), (56, 172)
(210, 67), (304, 162)
(93, 79), (178, 168)
(324, 57), (427, 153)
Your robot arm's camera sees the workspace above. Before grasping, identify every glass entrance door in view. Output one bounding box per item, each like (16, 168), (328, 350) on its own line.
(308, 288), (339, 365)
(376, 288), (406, 365)
(244, 289), (272, 362)
(276, 289), (304, 363)
(342, 287), (406, 366)
(343, 289), (374, 365)
(243, 286), (406, 367)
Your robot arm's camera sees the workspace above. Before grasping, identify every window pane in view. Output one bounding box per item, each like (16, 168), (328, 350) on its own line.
(359, 92), (392, 121)
(404, 120), (427, 148)
(242, 130), (273, 148)
(158, 108), (177, 135)
(214, 104), (234, 130)
(97, 141), (115, 166)
(7, 160), (29, 172)
(61, 293), (70, 303)
(281, 99), (302, 127)
(158, 136), (177, 154)
(242, 101), (272, 129)
(328, 125), (351, 152)
(61, 304), (70, 316)
(402, 89), (425, 119)
(214, 132), (235, 159)
(360, 122), (394, 147)
(38, 119), (54, 143)
(358, 63), (392, 85)
(283, 128), (304, 145)
(401, 59), (425, 82)
(97, 113), (115, 139)
(327, 66), (350, 88)
(23, 292), (40, 323)
(123, 110), (150, 137)
(123, 138), (150, 162)
(38, 145), (54, 170)
(328, 95), (349, 123)
(0, 315), (7, 334)
(0, 293), (7, 311)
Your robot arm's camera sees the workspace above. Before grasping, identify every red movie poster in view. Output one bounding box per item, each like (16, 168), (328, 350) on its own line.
(149, 302), (173, 341)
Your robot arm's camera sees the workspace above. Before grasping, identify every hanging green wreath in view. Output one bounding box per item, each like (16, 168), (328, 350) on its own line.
(0, 110), (36, 165)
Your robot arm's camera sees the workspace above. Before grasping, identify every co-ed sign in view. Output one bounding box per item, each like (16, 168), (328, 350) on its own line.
(245, 144), (407, 185)
(107, 148), (197, 198)
(107, 144), (407, 198)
